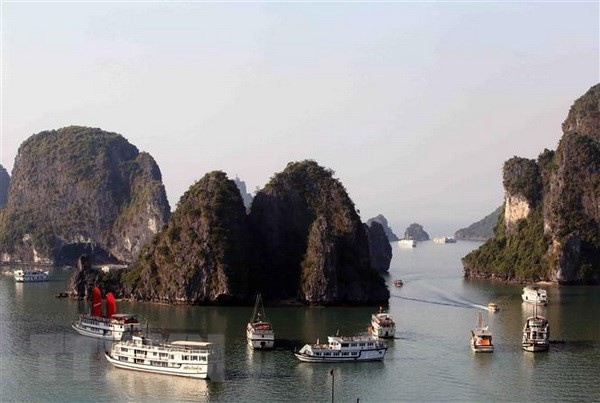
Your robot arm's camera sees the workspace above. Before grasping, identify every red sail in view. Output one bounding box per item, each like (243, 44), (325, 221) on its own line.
(106, 292), (117, 318)
(91, 287), (102, 317)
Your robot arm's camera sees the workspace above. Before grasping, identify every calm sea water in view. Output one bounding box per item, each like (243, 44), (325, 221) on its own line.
(1, 241), (599, 402)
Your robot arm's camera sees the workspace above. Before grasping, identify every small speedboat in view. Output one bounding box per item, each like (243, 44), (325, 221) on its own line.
(487, 302), (500, 312)
(393, 279), (403, 287)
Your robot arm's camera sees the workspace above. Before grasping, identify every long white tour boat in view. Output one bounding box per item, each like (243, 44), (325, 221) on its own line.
(246, 293), (275, 349)
(369, 308), (396, 339)
(470, 312), (493, 353)
(521, 285), (548, 305)
(105, 335), (216, 379)
(72, 287), (142, 341)
(14, 269), (49, 282)
(522, 305), (550, 352)
(295, 335), (387, 363)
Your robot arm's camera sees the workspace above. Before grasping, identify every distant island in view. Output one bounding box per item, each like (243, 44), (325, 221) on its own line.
(404, 223), (429, 241)
(367, 214), (399, 242)
(455, 206), (502, 241)
(463, 84), (600, 284)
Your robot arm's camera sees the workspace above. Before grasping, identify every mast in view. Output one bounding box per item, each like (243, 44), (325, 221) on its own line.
(250, 293), (268, 323)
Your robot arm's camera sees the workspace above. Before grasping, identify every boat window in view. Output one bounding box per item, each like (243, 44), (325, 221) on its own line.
(341, 343), (349, 347)
(351, 352), (358, 356)
(191, 356), (198, 361)
(324, 352), (331, 356)
(121, 348), (128, 353)
(367, 343), (374, 346)
(350, 344), (357, 347)
(333, 353), (339, 356)
(170, 355), (174, 359)
(359, 343), (365, 346)
(200, 356), (206, 362)
(315, 352), (321, 356)
(342, 352), (349, 356)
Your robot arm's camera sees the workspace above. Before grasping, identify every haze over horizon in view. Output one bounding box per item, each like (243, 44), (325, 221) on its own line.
(1, 2), (598, 237)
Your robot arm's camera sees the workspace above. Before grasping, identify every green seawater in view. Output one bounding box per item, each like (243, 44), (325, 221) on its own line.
(1, 241), (599, 402)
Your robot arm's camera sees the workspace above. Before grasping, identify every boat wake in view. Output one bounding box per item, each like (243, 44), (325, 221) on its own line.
(391, 294), (475, 309)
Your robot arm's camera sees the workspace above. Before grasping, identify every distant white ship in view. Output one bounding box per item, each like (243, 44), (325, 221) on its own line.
(14, 269), (49, 282)
(398, 239), (416, 247)
(433, 237), (457, 244)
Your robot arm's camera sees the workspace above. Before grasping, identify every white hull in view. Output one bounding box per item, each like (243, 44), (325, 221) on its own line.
(398, 239), (416, 247)
(105, 352), (209, 379)
(72, 323), (122, 340)
(522, 342), (549, 352)
(14, 270), (49, 282)
(72, 314), (142, 341)
(247, 336), (275, 349)
(295, 348), (387, 363)
(470, 342), (494, 353)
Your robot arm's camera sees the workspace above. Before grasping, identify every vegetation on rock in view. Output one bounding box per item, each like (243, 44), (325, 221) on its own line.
(0, 126), (170, 265)
(404, 223), (429, 241)
(455, 206), (502, 241)
(0, 165), (9, 209)
(126, 171), (250, 304)
(463, 84), (600, 284)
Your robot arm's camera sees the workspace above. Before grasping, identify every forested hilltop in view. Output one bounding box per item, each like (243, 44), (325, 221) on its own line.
(455, 206), (502, 241)
(121, 160), (390, 306)
(0, 126), (171, 264)
(463, 84), (600, 284)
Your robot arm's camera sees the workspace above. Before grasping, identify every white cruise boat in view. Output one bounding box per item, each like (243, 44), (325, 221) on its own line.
(14, 269), (49, 282)
(72, 287), (142, 341)
(522, 305), (550, 352)
(295, 335), (387, 363)
(398, 239), (416, 247)
(370, 308), (396, 339)
(470, 312), (493, 353)
(246, 294), (275, 349)
(521, 285), (548, 305)
(105, 335), (216, 379)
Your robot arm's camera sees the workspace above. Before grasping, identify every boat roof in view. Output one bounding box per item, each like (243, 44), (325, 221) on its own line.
(171, 340), (212, 347)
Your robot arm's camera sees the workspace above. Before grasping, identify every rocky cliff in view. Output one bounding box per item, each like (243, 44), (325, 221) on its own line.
(0, 165), (9, 209)
(0, 126), (170, 265)
(126, 171), (250, 304)
(365, 221), (392, 273)
(404, 223), (430, 241)
(463, 84), (600, 283)
(367, 214), (399, 242)
(233, 176), (254, 211)
(455, 206), (502, 241)
(249, 160), (389, 305)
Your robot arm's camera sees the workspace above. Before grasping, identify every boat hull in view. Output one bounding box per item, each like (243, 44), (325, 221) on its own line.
(471, 343), (494, 353)
(72, 322), (130, 341)
(247, 337), (275, 349)
(370, 326), (395, 339)
(294, 348), (387, 363)
(105, 352), (209, 379)
(522, 343), (549, 352)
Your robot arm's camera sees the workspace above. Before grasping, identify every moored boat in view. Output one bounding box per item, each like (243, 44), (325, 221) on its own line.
(246, 294), (275, 349)
(14, 269), (49, 282)
(72, 287), (142, 341)
(370, 307), (396, 339)
(105, 335), (216, 379)
(295, 335), (387, 363)
(470, 312), (493, 353)
(521, 285), (548, 305)
(522, 305), (549, 352)
(398, 239), (416, 247)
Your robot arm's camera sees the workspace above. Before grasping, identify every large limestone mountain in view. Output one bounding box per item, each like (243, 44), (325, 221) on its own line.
(248, 160), (389, 305)
(365, 221), (392, 273)
(463, 84), (600, 283)
(127, 171), (250, 304)
(0, 165), (9, 209)
(0, 126), (170, 265)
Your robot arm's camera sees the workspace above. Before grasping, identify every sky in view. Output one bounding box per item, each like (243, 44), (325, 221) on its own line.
(1, 1), (598, 237)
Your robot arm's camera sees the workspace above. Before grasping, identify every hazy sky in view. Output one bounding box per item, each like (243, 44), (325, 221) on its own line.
(1, 2), (598, 236)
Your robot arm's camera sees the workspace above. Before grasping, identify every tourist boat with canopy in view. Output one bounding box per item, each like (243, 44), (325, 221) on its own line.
(369, 307), (396, 339)
(105, 335), (217, 379)
(72, 287), (142, 341)
(470, 312), (493, 353)
(246, 293), (275, 349)
(295, 334), (387, 363)
(522, 304), (550, 352)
